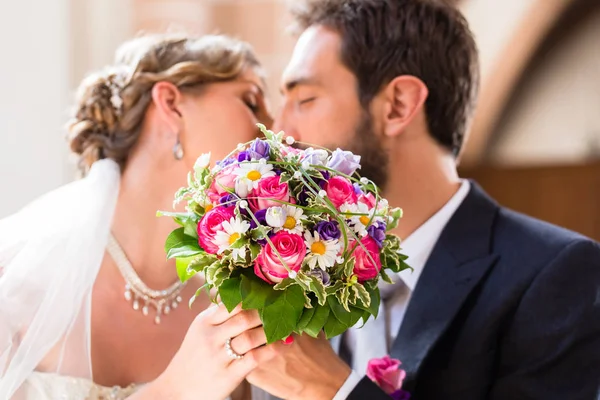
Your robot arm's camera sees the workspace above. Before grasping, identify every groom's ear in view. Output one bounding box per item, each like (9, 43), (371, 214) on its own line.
(381, 76), (429, 138)
(151, 81), (183, 139)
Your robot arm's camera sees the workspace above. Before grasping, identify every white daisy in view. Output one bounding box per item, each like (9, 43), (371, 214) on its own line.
(304, 231), (340, 271)
(233, 162), (276, 197)
(340, 202), (383, 237)
(276, 205), (306, 235)
(212, 216), (251, 260)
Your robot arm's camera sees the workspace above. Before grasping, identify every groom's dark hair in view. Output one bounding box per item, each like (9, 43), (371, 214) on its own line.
(291, 0), (479, 157)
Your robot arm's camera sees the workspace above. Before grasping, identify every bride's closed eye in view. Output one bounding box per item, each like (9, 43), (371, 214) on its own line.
(243, 92), (260, 114)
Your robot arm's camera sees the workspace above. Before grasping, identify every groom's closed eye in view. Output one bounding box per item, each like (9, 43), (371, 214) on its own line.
(298, 97), (316, 107)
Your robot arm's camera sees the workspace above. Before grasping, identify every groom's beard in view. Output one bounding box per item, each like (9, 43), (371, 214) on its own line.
(347, 112), (389, 191)
(296, 112), (389, 190)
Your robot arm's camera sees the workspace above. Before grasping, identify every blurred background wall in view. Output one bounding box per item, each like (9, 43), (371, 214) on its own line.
(0, 0), (598, 239)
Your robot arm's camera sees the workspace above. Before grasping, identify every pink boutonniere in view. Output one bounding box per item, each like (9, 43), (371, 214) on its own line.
(367, 356), (411, 399)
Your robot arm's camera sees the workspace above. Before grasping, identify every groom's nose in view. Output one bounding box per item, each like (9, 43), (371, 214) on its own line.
(272, 111), (299, 142)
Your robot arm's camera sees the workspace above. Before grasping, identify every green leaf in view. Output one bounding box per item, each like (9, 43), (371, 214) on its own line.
(302, 291), (313, 308)
(348, 285), (358, 305)
(328, 296), (362, 328)
(366, 284), (380, 318)
(398, 257), (411, 273)
(219, 277), (242, 312)
(379, 268), (394, 284)
(183, 219), (199, 239)
(337, 287), (351, 312)
(293, 273), (311, 292)
(162, 211), (200, 239)
(188, 253), (218, 272)
(176, 256), (198, 283)
(250, 228), (267, 241)
(303, 304), (330, 338)
(297, 306), (316, 331)
(386, 208), (403, 231)
(359, 308), (373, 327)
(249, 242), (261, 262)
(307, 275), (327, 306)
(262, 285), (306, 343)
(156, 210), (192, 224)
(342, 257), (356, 278)
(353, 283), (371, 309)
(165, 228), (202, 259)
(241, 274), (274, 310)
(212, 266), (232, 288)
(279, 172), (292, 184)
(189, 287), (205, 308)
(205, 261), (226, 286)
(273, 278), (297, 291)
(323, 313), (348, 339)
(325, 280), (345, 296)
(381, 234), (412, 274)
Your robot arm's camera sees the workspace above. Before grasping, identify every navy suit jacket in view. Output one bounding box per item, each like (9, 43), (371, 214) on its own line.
(349, 182), (600, 400)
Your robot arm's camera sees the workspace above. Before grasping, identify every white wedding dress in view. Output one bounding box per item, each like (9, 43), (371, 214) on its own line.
(0, 160), (129, 399)
(0, 160), (272, 400)
(21, 372), (139, 399)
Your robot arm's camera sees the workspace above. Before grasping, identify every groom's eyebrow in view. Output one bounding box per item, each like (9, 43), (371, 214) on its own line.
(282, 77), (319, 94)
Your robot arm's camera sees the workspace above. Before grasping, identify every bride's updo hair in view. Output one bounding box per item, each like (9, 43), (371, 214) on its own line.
(68, 34), (261, 172)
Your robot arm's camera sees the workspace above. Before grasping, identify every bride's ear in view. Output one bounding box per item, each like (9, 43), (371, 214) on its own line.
(151, 81), (183, 139)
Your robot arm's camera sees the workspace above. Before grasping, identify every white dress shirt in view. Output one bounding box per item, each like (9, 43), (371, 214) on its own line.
(333, 180), (471, 399)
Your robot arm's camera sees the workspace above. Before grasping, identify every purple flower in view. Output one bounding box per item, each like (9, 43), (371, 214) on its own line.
(216, 157), (236, 168)
(249, 139), (271, 160)
(298, 188), (311, 206)
(353, 183), (364, 195)
(327, 148), (361, 176)
(237, 151), (252, 162)
(390, 390), (411, 400)
(312, 170), (331, 190)
(249, 208), (268, 229)
(367, 221), (387, 248)
(308, 268), (331, 286)
(315, 221), (341, 241)
(219, 193), (239, 206)
(302, 148), (329, 166)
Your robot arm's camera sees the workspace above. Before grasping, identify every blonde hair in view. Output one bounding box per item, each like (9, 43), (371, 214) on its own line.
(68, 34), (261, 172)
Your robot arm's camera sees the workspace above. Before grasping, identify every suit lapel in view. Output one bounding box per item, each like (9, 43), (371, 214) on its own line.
(390, 182), (500, 388)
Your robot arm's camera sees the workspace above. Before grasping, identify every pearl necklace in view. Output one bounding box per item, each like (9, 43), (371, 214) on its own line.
(107, 234), (186, 324)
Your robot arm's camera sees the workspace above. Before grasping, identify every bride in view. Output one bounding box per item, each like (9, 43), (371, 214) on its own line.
(0, 33), (274, 399)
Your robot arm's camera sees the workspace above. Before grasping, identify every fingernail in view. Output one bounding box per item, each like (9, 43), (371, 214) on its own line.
(283, 336), (294, 345)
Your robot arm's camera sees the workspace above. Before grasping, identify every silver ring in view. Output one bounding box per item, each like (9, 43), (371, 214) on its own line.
(225, 337), (244, 360)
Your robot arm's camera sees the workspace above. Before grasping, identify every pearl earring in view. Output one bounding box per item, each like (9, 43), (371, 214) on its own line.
(173, 136), (184, 160)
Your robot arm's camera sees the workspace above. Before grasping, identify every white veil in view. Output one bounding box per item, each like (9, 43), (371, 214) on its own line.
(0, 159), (120, 398)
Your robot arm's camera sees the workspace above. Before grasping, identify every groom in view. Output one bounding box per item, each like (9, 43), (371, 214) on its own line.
(247, 0), (600, 399)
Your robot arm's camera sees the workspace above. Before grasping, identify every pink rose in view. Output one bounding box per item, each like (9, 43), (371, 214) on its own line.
(350, 237), (382, 282)
(366, 356), (406, 395)
(212, 165), (237, 195)
(254, 231), (306, 284)
(358, 193), (376, 209)
(325, 176), (358, 209)
(248, 176), (290, 211)
(197, 206), (235, 254)
(281, 145), (302, 157)
(205, 187), (222, 205)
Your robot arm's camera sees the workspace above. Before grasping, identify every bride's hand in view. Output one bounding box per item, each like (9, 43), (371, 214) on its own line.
(133, 303), (266, 400)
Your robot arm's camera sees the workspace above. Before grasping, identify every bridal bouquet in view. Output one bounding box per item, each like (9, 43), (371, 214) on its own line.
(160, 125), (409, 343)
